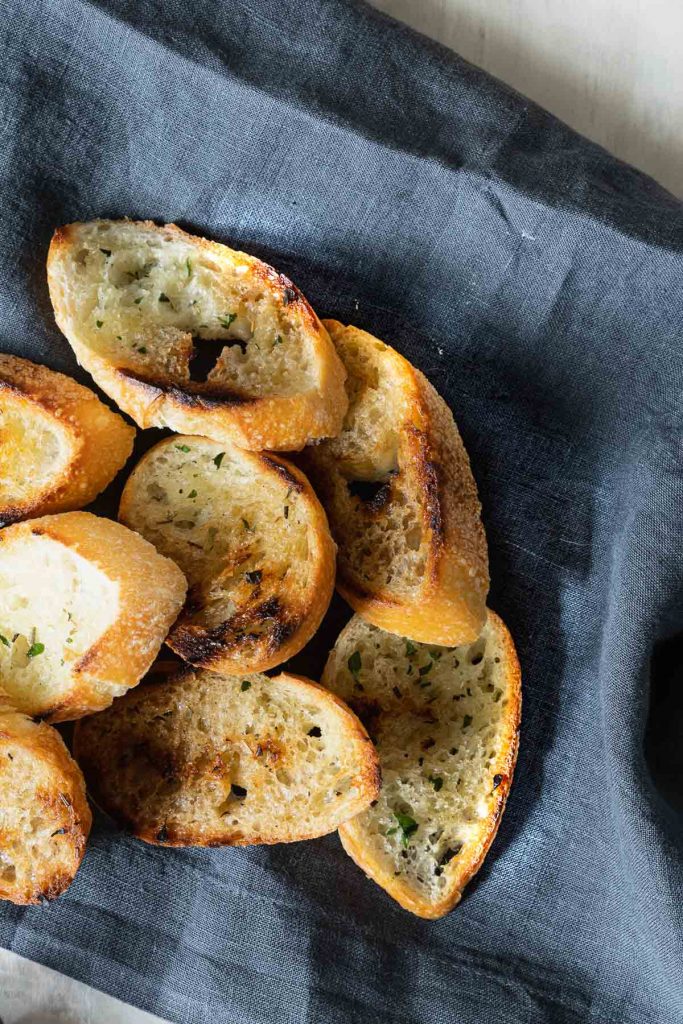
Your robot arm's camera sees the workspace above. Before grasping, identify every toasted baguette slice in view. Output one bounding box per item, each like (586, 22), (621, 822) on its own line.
(0, 512), (187, 722)
(303, 321), (489, 646)
(47, 220), (348, 451)
(119, 436), (335, 674)
(74, 667), (380, 846)
(0, 353), (134, 523)
(321, 612), (521, 918)
(0, 688), (91, 904)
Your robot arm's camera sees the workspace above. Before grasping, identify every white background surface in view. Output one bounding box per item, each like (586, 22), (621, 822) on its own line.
(1, 1), (680, 1021)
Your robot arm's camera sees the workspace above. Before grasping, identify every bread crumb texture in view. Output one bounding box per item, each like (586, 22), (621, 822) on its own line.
(74, 668), (380, 846)
(47, 220), (347, 449)
(322, 612), (520, 917)
(0, 353), (134, 521)
(304, 321), (488, 645)
(119, 436), (335, 673)
(0, 513), (186, 721)
(0, 691), (91, 904)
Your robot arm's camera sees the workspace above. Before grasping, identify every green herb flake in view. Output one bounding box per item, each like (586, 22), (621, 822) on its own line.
(274, 334), (283, 345)
(429, 776), (444, 792)
(188, 489), (197, 499)
(137, 346), (147, 354)
(95, 320), (103, 328)
(218, 313), (237, 329)
(493, 688), (503, 702)
(283, 505), (289, 519)
(175, 444), (191, 453)
(159, 293), (171, 303)
(100, 248), (111, 257)
(0, 634), (9, 647)
(213, 452), (226, 469)
(27, 642), (45, 659)
(430, 650), (443, 661)
(241, 680), (251, 692)
(134, 296), (143, 304)
(405, 639), (418, 657)
(186, 258), (192, 278)
(462, 714), (473, 729)
(392, 812), (418, 847)
(418, 662), (433, 677)
(347, 650), (362, 679)
(65, 637), (73, 644)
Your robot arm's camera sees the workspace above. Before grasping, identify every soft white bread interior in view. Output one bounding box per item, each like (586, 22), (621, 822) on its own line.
(0, 688), (92, 904)
(74, 667), (381, 847)
(0, 353), (134, 523)
(0, 512), (187, 722)
(47, 220), (348, 450)
(321, 612), (521, 918)
(303, 321), (489, 647)
(119, 436), (335, 674)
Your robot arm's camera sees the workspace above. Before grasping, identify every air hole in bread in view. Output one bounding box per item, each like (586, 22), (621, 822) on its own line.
(188, 338), (230, 382)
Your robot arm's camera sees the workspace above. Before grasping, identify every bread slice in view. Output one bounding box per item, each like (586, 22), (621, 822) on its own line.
(119, 435), (335, 674)
(0, 688), (91, 904)
(0, 353), (134, 523)
(73, 667), (380, 847)
(302, 321), (489, 647)
(47, 220), (348, 451)
(0, 512), (187, 722)
(321, 611), (521, 918)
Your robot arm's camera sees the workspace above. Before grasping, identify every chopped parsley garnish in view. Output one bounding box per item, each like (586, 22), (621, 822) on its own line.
(245, 570), (262, 585)
(175, 444), (191, 452)
(213, 451), (225, 469)
(405, 639), (418, 656)
(100, 248), (111, 257)
(0, 634), (9, 647)
(134, 296), (143, 304)
(284, 505), (289, 519)
(429, 776), (443, 792)
(66, 637), (73, 644)
(231, 783), (247, 798)
(96, 320), (103, 328)
(186, 258), (192, 277)
(347, 650), (362, 679)
(137, 346), (147, 354)
(431, 650), (443, 660)
(218, 313), (237, 329)
(27, 642), (45, 658)
(418, 662), (432, 677)
(158, 293), (170, 303)
(274, 334), (283, 345)
(240, 680), (251, 692)
(387, 812), (418, 847)
(188, 489), (197, 499)
(462, 714), (473, 729)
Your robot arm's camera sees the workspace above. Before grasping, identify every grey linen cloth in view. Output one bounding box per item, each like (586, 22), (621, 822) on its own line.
(0, 1), (681, 1022)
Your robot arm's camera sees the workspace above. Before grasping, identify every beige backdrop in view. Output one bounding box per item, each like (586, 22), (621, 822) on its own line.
(370, 0), (683, 197)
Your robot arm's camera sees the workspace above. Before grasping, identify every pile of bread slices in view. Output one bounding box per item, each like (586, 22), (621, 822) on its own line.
(0, 220), (520, 920)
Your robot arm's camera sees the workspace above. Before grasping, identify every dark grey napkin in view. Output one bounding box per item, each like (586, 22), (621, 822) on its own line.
(1, 1), (681, 1022)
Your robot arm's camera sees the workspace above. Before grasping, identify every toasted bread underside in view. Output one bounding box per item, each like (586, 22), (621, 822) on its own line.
(47, 220), (348, 450)
(303, 321), (489, 647)
(0, 690), (91, 904)
(119, 436), (335, 674)
(74, 668), (380, 846)
(0, 512), (187, 722)
(322, 612), (521, 918)
(0, 353), (134, 523)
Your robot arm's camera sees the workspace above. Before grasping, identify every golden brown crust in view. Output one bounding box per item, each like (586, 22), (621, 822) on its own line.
(118, 438), (336, 675)
(47, 221), (348, 451)
(0, 693), (92, 905)
(333, 611), (521, 919)
(73, 669), (381, 847)
(306, 321), (489, 646)
(0, 512), (187, 722)
(0, 353), (135, 523)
